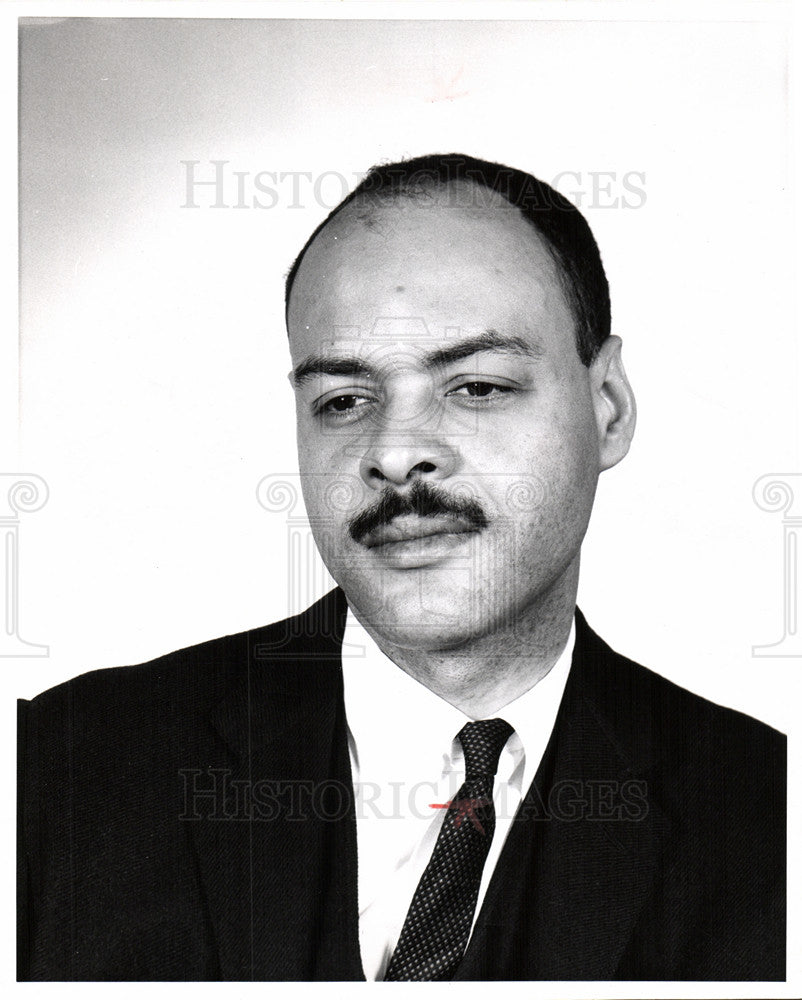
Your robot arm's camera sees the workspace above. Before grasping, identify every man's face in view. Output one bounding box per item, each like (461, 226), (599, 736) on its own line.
(288, 186), (617, 651)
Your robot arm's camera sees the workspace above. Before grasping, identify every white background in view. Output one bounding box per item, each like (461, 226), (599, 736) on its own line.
(3, 3), (800, 998)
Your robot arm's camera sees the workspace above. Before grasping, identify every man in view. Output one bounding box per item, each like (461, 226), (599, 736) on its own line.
(18, 154), (785, 981)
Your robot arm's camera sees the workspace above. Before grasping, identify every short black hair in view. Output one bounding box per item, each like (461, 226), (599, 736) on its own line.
(285, 152), (610, 367)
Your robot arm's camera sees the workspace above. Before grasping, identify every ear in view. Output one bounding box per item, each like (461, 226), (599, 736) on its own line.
(589, 336), (637, 472)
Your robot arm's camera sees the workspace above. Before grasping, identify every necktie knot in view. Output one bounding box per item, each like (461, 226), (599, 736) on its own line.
(457, 718), (514, 779)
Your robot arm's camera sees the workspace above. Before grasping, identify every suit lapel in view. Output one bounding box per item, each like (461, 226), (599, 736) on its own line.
(457, 610), (672, 980)
(186, 589), (364, 981)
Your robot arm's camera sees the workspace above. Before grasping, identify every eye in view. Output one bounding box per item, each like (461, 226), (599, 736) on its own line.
(326, 394), (361, 412)
(315, 392), (375, 419)
(448, 381), (514, 399)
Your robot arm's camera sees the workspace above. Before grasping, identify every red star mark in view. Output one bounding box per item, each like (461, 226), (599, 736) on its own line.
(430, 796), (491, 835)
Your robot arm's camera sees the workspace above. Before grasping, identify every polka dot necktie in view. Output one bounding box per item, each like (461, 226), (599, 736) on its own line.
(384, 717), (515, 981)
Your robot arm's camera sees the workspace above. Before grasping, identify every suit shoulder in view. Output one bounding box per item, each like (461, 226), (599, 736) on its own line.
(19, 611), (300, 720)
(621, 646), (782, 744)
(575, 611), (786, 765)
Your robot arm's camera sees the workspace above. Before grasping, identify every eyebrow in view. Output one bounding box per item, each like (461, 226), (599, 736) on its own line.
(291, 329), (542, 387)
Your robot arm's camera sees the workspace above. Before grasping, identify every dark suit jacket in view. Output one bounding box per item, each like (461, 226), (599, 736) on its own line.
(18, 589), (785, 981)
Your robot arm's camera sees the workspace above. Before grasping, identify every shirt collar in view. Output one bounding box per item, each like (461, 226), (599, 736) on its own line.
(488, 618), (575, 796)
(341, 608), (575, 796)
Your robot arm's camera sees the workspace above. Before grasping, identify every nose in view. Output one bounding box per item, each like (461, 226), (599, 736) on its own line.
(359, 436), (458, 490)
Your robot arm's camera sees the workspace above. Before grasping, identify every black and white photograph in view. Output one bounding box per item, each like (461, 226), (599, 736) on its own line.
(6, 2), (799, 992)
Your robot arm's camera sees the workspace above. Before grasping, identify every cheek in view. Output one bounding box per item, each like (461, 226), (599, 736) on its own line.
(296, 422), (341, 497)
(501, 477), (594, 589)
(297, 409), (358, 470)
(529, 390), (600, 488)
(298, 451), (365, 554)
(534, 425), (599, 539)
(487, 415), (598, 551)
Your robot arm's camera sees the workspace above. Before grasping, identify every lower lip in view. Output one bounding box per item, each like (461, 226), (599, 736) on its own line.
(365, 531), (477, 569)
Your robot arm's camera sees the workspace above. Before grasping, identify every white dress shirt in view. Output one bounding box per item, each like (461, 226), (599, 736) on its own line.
(341, 609), (575, 981)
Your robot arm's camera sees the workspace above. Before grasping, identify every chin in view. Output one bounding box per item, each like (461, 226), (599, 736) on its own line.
(373, 618), (476, 652)
(340, 568), (497, 651)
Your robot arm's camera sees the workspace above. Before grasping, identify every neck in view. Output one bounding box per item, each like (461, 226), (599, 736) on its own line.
(356, 562), (579, 718)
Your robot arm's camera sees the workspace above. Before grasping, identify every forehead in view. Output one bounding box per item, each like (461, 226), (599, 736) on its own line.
(287, 183), (573, 360)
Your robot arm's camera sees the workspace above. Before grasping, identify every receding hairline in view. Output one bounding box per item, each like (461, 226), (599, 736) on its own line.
(288, 178), (562, 290)
(286, 177), (579, 345)
(284, 153), (611, 367)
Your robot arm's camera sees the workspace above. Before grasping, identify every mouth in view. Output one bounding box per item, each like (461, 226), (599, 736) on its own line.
(361, 514), (479, 547)
(359, 515), (482, 568)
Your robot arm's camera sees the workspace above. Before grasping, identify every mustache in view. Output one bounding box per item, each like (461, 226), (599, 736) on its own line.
(348, 480), (488, 544)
